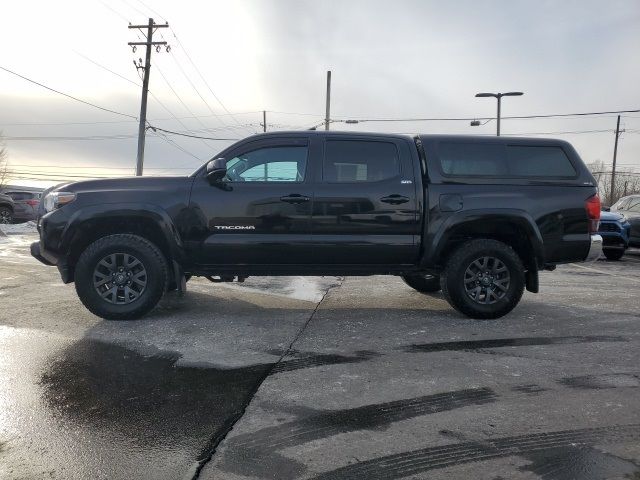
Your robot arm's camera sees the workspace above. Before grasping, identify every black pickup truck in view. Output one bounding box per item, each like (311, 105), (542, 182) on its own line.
(31, 131), (602, 320)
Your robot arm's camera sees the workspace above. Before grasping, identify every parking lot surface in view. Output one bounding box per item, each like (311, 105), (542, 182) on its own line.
(1, 232), (639, 479)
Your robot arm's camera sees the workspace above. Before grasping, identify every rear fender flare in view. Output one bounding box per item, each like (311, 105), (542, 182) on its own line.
(422, 208), (545, 270)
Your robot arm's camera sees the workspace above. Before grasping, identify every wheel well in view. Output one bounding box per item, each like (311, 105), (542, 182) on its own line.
(67, 217), (172, 268)
(438, 219), (538, 271)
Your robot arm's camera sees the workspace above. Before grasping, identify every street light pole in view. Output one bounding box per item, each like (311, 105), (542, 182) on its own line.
(475, 92), (523, 136)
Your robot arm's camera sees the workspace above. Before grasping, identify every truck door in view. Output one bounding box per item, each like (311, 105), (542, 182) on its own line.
(187, 137), (314, 265)
(311, 136), (420, 264)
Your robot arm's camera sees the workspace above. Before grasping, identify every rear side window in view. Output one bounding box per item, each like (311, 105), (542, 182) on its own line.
(324, 140), (400, 182)
(439, 143), (507, 176)
(438, 142), (576, 178)
(507, 146), (576, 177)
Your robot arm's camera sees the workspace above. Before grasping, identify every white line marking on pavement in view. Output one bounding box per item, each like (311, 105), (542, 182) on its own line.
(571, 263), (640, 283)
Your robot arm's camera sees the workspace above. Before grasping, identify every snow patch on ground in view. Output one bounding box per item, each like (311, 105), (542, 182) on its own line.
(286, 276), (326, 302)
(0, 232), (39, 261)
(0, 221), (38, 235)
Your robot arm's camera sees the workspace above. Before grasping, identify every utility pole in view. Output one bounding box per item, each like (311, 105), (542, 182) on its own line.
(128, 18), (169, 176)
(325, 70), (331, 131)
(262, 110), (267, 132)
(610, 115), (622, 204)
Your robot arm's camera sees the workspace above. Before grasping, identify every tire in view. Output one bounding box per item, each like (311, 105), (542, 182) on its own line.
(75, 234), (168, 320)
(441, 239), (525, 319)
(0, 206), (13, 224)
(402, 274), (441, 293)
(603, 249), (625, 261)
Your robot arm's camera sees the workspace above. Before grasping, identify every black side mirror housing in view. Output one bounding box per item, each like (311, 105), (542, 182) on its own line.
(602, 206), (611, 212)
(206, 158), (227, 183)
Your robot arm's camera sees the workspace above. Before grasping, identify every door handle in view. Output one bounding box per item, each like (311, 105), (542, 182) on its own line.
(380, 194), (409, 205)
(280, 194), (310, 204)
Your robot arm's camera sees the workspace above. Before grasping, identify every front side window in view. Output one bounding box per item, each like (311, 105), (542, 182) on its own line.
(224, 145), (308, 182)
(323, 140), (400, 182)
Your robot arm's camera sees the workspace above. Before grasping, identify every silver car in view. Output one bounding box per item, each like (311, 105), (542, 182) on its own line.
(4, 191), (41, 222)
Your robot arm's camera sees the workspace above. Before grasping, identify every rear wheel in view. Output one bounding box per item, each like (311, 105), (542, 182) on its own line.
(402, 274), (441, 293)
(603, 249), (625, 261)
(0, 206), (13, 224)
(441, 239), (525, 319)
(75, 234), (168, 320)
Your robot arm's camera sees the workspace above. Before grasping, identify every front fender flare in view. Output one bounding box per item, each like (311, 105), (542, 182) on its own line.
(60, 203), (185, 262)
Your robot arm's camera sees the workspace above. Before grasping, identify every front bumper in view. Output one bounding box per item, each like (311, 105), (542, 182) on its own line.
(31, 241), (58, 266)
(584, 234), (603, 262)
(31, 241), (74, 283)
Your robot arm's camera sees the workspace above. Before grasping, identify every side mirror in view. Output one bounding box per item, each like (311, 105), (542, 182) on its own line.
(206, 158), (227, 183)
(602, 206), (611, 212)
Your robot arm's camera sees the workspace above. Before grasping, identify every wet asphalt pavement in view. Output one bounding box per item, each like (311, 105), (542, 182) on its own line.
(1, 233), (640, 479)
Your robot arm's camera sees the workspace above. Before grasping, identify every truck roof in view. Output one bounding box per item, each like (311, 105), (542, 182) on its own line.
(247, 130), (573, 147)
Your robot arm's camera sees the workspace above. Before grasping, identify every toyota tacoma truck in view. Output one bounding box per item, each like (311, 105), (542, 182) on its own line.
(31, 131), (602, 320)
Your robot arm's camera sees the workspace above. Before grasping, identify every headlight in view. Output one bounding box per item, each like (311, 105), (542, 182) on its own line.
(43, 192), (76, 212)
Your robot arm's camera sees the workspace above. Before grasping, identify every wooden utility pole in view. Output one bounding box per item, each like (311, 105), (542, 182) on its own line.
(263, 110), (267, 132)
(610, 115), (622, 203)
(128, 18), (169, 176)
(325, 70), (331, 130)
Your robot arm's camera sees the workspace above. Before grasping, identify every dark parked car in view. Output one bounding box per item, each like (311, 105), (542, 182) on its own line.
(0, 193), (14, 224)
(610, 194), (640, 247)
(4, 190), (41, 222)
(32, 132), (602, 320)
(598, 210), (631, 260)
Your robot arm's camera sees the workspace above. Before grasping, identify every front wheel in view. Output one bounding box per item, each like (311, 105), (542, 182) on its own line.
(402, 274), (441, 293)
(75, 234), (168, 320)
(441, 239), (525, 319)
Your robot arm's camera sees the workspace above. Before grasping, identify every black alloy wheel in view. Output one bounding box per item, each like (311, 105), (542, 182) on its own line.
(441, 239), (525, 319)
(463, 256), (510, 305)
(93, 253), (147, 305)
(75, 234), (168, 320)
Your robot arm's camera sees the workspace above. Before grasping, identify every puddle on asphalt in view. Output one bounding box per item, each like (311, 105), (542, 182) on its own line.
(39, 339), (271, 457)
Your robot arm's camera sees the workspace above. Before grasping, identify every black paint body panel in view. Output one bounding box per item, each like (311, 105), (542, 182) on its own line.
(35, 131), (597, 280)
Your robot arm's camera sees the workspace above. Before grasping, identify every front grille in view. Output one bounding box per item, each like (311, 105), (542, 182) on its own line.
(599, 222), (621, 233)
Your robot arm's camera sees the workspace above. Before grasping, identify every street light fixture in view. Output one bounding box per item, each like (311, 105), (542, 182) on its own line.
(474, 92), (523, 136)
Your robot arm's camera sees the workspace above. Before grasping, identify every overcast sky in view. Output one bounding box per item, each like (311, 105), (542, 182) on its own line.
(1, 0), (639, 187)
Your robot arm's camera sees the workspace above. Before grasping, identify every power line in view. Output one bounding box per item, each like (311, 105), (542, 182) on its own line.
(334, 108), (640, 123)
(169, 27), (254, 135)
(97, 0), (130, 22)
(168, 49), (230, 130)
(152, 62), (220, 149)
(3, 134), (138, 141)
(133, 0), (166, 22)
(74, 50), (141, 87)
(147, 126), (240, 141)
(0, 65), (138, 119)
(8, 163), (194, 170)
